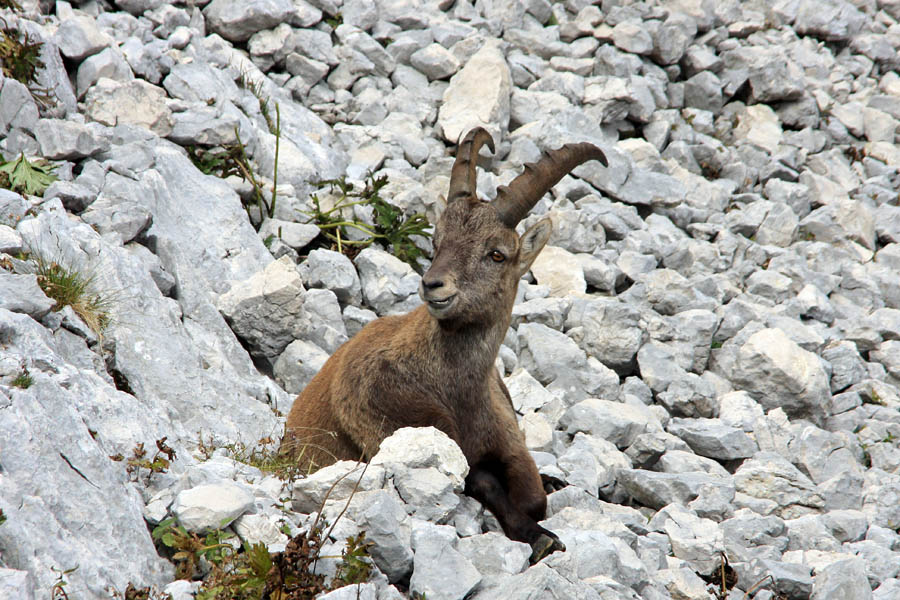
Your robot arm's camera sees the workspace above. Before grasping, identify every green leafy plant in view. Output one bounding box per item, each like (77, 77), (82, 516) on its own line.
(332, 532), (373, 587)
(186, 106), (281, 230)
(324, 12), (343, 29)
(11, 366), (32, 388)
(126, 438), (176, 482)
(304, 173), (432, 266)
(150, 460), (372, 600)
(30, 251), (112, 337)
(0, 17), (53, 106)
(0, 508), (6, 526)
(152, 518), (234, 580)
(0, 153), (57, 196)
(186, 145), (244, 178)
(197, 540), (273, 600)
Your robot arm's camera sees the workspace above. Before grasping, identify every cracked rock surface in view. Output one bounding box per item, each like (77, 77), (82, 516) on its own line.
(2, 0), (900, 599)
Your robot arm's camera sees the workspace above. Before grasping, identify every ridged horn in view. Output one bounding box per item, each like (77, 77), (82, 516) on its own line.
(447, 127), (495, 205)
(493, 143), (608, 227)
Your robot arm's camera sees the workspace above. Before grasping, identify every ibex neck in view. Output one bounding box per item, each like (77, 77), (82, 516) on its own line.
(424, 310), (510, 378)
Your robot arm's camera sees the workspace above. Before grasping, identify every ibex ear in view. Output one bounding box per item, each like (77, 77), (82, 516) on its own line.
(517, 217), (552, 277)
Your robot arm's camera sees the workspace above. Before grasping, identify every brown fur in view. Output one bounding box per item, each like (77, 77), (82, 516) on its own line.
(281, 131), (605, 559)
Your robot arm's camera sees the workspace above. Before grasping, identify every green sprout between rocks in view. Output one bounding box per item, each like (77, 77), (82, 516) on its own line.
(29, 251), (112, 337)
(11, 366), (32, 388)
(0, 153), (58, 196)
(195, 434), (310, 485)
(304, 173), (432, 266)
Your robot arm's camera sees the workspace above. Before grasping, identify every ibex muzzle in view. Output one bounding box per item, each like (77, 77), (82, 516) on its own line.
(281, 127), (607, 564)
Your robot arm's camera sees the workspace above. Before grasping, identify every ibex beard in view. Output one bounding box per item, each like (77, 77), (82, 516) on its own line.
(280, 127), (607, 563)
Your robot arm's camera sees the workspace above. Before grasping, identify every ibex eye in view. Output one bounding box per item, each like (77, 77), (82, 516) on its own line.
(490, 251), (505, 263)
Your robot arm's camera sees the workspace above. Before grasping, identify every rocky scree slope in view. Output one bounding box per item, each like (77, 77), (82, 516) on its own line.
(2, 0), (900, 599)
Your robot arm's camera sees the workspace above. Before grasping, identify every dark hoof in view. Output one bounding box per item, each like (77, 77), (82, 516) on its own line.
(529, 533), (565, 564)
(541, 473), (567, 494)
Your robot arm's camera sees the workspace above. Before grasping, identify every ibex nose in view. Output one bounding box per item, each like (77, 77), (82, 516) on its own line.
(422, 276), (444, 290)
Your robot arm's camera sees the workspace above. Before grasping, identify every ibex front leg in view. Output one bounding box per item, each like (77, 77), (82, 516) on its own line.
(464, 459), (565, 563)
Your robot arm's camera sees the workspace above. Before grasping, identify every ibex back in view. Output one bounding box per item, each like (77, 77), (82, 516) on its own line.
(281, 127), (607, 562)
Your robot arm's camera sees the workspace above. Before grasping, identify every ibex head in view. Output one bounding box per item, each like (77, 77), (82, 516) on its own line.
(420, 128), (608, 325)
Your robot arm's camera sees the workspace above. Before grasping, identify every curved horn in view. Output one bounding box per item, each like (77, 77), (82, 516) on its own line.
(447, 127), (495, 205)
(493, 143), (608, 227)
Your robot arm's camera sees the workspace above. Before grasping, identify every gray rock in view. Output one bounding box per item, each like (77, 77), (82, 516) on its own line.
(0, 570), (34, 600)
(811, 556), (872, 600)
(656, 449), (730, 478)
(504, 368), (558, 413)
(684, 71), (723, 112)
(560, 399), (663, 449)
(83, 78), (173, 136)
(0, 79), (39, 136)
(456, 531), (530, 578)
(611, 20), (652, 55)
(728, 328), (832, 425)
(0, 274), (55, 318)
(557, 432), (632, 497)
(298, 248), (362, 306)
(617, 469), (733, 511)
(33, 119), (107, 160)
(318, 583), (378, 600)
(75, 46), (134, 99)
(647, 503), (724, 575)
(350, 489), (414, 583)
(0, 310), (173, 597)
(53, 15), (113, 62)
(171, 481), (254, 532)
(273, 338), (330, 394)
(120, 37), (171, 84)
(530, 245), (587, 297)
(869, 340), (900, 379)
(640, 269), (716, 315)
(652, 12), (696, 65)
(822, 509), (868, 543)
(216, 256), (307, 362)
(203, 0), (295, 42)
(256, 219), (319, 254)
(667, 418), (758, 460)
(862, 469), (900, 530)
(785, 514), (842, 552)
(794, 0), (866, 41)
(511, 296), (571, 331)
(410, 522), (481, 600)
(80, 196), (152, 245)
(354, 247), (420, 314)
(874, 579), (900, 600)
(733, 453), (826, 519)
(342, 304), (376, 337)
(565, 297), (642, 372)
(740, 558), (813, 600)
(167, 104), (241, 147)
(371, 427), (469, 490)
(410, 43), (460, 81)
(474, 562), (603, 600)
(517, 322), (617, 405)
(291, 460), (386, 514)
(438, 41), (511, 143)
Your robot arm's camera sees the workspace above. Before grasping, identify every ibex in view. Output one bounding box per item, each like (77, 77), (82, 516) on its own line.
(281, 127), (607, 562)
